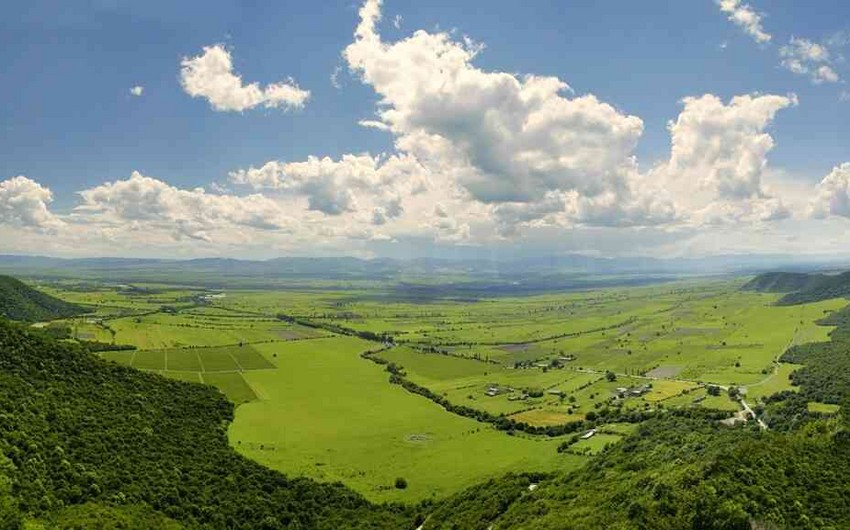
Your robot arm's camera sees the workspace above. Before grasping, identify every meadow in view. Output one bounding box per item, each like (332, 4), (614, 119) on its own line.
(37, 276), (850, 503)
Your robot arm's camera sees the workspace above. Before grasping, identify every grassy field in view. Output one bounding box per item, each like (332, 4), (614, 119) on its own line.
(38, 277), (850, 504)
(230, 336), (586, 502)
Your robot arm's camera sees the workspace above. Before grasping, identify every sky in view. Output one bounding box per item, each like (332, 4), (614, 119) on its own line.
(1, 0), (850, 260)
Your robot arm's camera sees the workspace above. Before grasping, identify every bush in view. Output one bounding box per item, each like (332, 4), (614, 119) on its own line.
(394, 477), (408, 490)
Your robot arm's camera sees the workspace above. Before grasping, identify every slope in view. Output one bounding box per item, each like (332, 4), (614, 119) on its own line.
(0, 319), (415, 529)
(0, 275), (86, 321)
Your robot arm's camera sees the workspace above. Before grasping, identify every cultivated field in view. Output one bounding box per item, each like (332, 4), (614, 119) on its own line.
(39, 277), (850, 502)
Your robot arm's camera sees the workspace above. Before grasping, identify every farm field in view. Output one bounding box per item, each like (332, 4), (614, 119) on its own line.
(38, 277), (850, 504)
(230, 336), (585, 502)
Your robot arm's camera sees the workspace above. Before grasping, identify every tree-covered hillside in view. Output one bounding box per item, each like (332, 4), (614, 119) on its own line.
(0, 319), (415, 529)
(743, 270), (850, 305)
(0, 276), (86, 321)
(741, 271), (825, 293)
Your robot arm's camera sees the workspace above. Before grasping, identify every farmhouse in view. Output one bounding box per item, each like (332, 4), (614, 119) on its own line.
(547, 389), (565, 397)
(614, 384), (651, 399)
(485, 385), (512, 397)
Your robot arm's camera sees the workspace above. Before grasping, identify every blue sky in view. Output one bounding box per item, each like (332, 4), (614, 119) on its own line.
(1, 0), (849, 259)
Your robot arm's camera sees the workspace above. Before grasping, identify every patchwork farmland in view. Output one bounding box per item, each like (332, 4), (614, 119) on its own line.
(43, 277), (848, 502)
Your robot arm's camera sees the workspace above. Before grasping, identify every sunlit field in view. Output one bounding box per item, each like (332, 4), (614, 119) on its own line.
(51, 277), (845, 502)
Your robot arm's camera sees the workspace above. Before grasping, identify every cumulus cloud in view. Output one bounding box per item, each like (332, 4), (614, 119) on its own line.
(180, 44), (310, 112)
(810, 163), (850, 219)
(780, 37), (840, 84)
(0, 176), (63, 231)
(129, 85), (144, 96)
(77, 171), (293, 241)
(339, 0), (674, 235)
(230, 153), (428, 217)
(716, 0), (771, 44)
(655, 93), (796, 224)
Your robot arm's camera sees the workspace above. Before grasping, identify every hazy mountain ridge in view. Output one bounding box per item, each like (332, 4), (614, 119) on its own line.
(0, 253), (844, 287)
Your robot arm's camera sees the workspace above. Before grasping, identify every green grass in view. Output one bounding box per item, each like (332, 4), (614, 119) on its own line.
(745, 363), (803, 401)
(162, 371), (203, 384)
(59, 278), (850, 504)
(202, 372), (257, 404)
(132, 350), (165, 371)
(230, 336), (586, 503)
(164, 349), (203, 371)
(197, 349), (240, 372)
(807, 402), (840, 414)
(100, 350), (133, 366)
(569, 433), (623, 455)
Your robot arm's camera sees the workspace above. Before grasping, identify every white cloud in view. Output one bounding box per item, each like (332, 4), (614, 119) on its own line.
(716, 0), (771, 44)
(129, 85), (144, 96)
(0, 176), (63, 231)
(230, 153), (428, 217)
(180, 44), (310, 112)
(341, 0), (672, 235)
(330, 65), (343, 89)
(358, 119), (391, 131)
(780, 37), (840, 84)
(76, 171), (293, 241)
(655, 93), (796, 224)
(809, 163), (850, 219)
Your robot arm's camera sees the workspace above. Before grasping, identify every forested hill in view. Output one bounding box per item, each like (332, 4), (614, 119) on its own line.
(741, 271), (826, 293)
(0, 275), (86, 321)
(0, 318), (415, 529)
(743, 270), (850, 305)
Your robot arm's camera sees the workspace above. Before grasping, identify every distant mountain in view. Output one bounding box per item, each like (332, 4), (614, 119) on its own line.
(0, 253), (846, 290)
(744, 270), (850, 305)
(0, 275), (86, 321)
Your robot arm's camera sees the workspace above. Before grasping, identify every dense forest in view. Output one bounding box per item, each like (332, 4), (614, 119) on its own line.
(744, 270), (850, 305)
(0, 276), (86, 322)
(0, 319), (415, 529)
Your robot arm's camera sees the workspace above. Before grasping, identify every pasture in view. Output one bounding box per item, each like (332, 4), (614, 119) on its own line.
(230, 336), (585, 502)
(38, 276), (850, 503)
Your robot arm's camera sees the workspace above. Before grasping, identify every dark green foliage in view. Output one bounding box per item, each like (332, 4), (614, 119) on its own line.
(741, 272), (824, 293)
(394, 478), (408, 490)
(742, 270), (850, 305)
(779, 271), (850, 305)
(45, 502), (184, 529)
(0, 319), (413, 529)
(0, 276), (86, 321)
(77, 340), (136, 353)
(428, 410), (850, 529)
(780, 306), (850, 405)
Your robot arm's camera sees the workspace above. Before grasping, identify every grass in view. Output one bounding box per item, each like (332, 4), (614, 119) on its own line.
(745, 363), (803, 401)
(202, 372), (257, 404)
(568, 433), (623, 455)
(808, 402), (840, 415)
(230, 336), (586, 502)
(55, 277), (850, 503)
